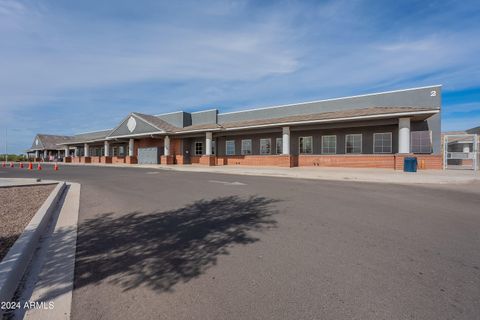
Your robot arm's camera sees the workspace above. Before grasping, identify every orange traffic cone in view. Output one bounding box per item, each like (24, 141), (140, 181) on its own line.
(54, 163), (59, 171)
(28, 162), (33, 170)
(19, 162), (24, 169)
(37, 163), (42, 171)
(10, 162), (14, 168)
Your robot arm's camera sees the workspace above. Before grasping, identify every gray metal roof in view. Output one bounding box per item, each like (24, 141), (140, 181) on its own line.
(133, 112), (179, 132)
(57, 129), (112, 145)
(72, 130), (111, 143)
(175, 107), (437, 133)
(28, 85), (442, 149)
(218, 107), (437, 130)
(175, 123), (223, 133)
(217, 85), (441, 124)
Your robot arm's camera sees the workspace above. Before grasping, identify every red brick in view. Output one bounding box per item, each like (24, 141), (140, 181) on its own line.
(190, 156), (201, 164)
(125, 156), (137, 164)
(160, 155), (175, 164)
(199, 156), (216, 166)
(100, 156), (112, 164)
(90, 156), (101, 163)
(213, 155), (294, 167)
(298, 155), (395, 168)
(111, 156), (126, 164)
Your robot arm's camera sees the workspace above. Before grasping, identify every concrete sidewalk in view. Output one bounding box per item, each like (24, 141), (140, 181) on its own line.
(49, 162), (480, 185)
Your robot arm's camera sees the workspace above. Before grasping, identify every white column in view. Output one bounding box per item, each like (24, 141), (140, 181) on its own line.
(35, 150), (39, 158)
(164, 136), (170, 156)
(44, 150), (47, 158)
(64, 146), (69, 157)
(282, 127), (290, 155)
(84, 143), (90, 157)
(463, 144), (470, 153)
(398, 118), (411, 154)
(205, 132), (212, 156)
(104, 141), (110, 156)
(128, 139), (134, 156)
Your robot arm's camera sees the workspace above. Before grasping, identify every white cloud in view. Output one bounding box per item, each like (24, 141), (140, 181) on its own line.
(0, 0), (25, 15)
(1, 0), (479, 113)
(1, 0), (480, 152)
(0, 1), (300, 114)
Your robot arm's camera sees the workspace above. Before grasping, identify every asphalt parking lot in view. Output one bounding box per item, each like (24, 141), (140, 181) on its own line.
(1, 165), (479, 320)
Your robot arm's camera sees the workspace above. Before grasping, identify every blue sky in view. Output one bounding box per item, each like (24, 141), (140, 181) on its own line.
(0, 0), (479, 153)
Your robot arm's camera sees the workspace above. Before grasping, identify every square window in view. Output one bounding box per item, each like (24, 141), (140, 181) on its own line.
(411, 131), (432, 153)
(241, 139), (252, 155)
(226, 140), (235, 155)
(345, 134), (362, 154)
(299, 136), (313, 154)
(195, 142), (203, 155)
(374, 132), (392, 153)
(260, 138), (272, 155)
(321, 135), (336, 154)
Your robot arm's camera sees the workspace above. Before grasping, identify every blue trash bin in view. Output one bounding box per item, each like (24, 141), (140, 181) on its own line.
(404, 157), (417, 172)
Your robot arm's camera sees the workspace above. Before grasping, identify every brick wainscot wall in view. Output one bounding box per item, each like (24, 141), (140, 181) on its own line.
(192, 154), (442, 170)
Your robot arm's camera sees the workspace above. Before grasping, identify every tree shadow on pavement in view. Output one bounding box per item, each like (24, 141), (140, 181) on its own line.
(33, 195), (278, 300)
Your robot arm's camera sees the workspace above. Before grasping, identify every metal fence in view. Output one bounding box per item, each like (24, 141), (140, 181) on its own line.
(443, 134), (478, 171)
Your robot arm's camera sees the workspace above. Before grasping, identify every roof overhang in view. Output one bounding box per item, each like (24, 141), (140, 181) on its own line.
(57, 139), (106, 145)
(27, 147), (64, 151)
(106, 131), (166, 140)
(174, 128), (223, 134)
(221, 109), (439, 132)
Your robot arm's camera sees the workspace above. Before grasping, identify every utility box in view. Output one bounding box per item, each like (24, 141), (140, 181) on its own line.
(404, 157), (418, 172)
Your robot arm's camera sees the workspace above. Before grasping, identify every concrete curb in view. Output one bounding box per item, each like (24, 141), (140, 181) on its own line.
(24, 182), (80, 320)
(0, 178), (59, 188)
(0, 183), (58, 188)
(0, 181), (66, 315)
(40, 162), (480, 185)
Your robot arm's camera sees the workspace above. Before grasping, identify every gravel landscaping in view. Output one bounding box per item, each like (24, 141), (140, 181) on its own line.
(0, 184), (56, 261)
